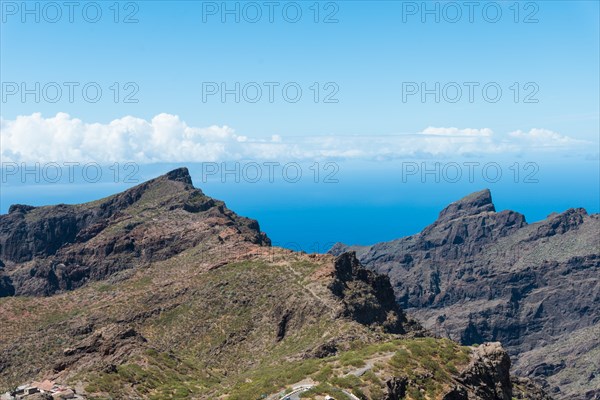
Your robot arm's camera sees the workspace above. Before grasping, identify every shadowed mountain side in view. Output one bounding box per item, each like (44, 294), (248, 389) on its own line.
(330, 189), (600, 399)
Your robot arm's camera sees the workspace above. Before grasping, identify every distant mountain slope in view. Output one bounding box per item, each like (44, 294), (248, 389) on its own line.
(0, 170), (551, 399)
(330, 189), (600, 400)
(0, 167), (269, 297)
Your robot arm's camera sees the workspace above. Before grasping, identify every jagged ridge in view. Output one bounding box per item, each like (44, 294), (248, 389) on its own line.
(0, 167), (270, 296)
(330, 189), (599, 399)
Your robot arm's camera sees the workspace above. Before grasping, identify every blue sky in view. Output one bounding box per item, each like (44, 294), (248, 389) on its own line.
(1, 1), (599, 249)
(2, 1), (599, 137)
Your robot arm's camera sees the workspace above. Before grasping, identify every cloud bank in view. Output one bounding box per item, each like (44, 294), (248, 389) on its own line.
(0, 113), (594, 163)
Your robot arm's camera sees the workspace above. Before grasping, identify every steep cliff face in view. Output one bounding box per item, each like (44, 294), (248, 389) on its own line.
(329, 252), (412, 334)
(330, 190), (599, 399)
(0, 260), (14, 297)
(0, 167), (270, 296)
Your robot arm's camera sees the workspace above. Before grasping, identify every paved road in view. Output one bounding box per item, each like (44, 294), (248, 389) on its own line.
(279, 384), (361, 400)
(280, 384), (312, 400)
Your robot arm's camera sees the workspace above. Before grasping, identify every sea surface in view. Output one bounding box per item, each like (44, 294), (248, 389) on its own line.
(2, 159), (598, 252)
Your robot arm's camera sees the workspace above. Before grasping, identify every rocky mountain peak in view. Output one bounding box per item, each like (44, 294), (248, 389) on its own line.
(0, 167), (270, 296)
(438, 189), (495, 222)
(7, 204), (36, 214)
(329, 190), (599, 400)
(164, 166), (194, 186)
(118, 166), (198, 202)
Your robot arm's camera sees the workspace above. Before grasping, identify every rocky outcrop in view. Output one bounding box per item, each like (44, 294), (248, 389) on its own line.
(439, 343), (552, 400)
(0, 261), (14, 297)
(437, 189), (496, 223)
(0, 168), (270, 297)
(384, 376), (408, 400)
(330, 190), (599, 399)
(0, 274), (14, 297)
(526, 208), (588, 241)
(329, 252), (409, 334)
(458, 342), (512, 400)
(511, 377), (555, 400)
(442, 386), (469, 400)
(56, 324), (147, 374)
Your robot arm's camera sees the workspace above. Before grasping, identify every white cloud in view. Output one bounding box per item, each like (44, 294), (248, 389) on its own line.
(421, 127), (494, 137)
(508, 128), (590, 149)
(0, 113), (595, 163)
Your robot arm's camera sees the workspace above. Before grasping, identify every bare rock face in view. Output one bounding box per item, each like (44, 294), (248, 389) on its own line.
(329, 252), (409, 334)
(384, 376), (408, 400)
(0, 167), (270, 297)
(0, 275), (14, 297)
(441, 343), (551, 400)
(511, 377), (555, 400)
(330, 190), (599, 399)
(442, 386), (469, 400)
(56, 324), (148, 375)
(0, 261), (14, 297)
(526, 208), (588, 241)
(437, 189), (497, 223)
(458, 342), (512, 400)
